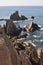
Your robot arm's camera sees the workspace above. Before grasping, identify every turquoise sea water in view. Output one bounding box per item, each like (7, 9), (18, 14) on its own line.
(0, 6), (43, 48)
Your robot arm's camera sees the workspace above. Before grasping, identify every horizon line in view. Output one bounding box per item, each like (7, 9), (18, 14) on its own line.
(0, 5), (43, 6)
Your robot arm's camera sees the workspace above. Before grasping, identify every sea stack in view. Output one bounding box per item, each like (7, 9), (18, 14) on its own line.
(10, 11), (28, 21)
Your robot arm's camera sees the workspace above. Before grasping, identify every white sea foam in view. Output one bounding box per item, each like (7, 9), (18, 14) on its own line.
(38, 25), (42, 27)
(33, 35), (40, 38)
(40, 39), (43, 42)
(28, 40), (36, 47)
(40, 28), (43, 30)
(24, 25), (26, 28)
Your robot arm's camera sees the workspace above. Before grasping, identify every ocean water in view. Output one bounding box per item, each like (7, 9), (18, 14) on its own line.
(0, 6), (43, 48)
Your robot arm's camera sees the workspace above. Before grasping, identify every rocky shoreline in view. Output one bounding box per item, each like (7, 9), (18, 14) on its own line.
(0, 11), (43, 65)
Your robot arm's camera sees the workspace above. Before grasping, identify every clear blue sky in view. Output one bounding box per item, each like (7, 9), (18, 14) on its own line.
(0, 0), (43, 6)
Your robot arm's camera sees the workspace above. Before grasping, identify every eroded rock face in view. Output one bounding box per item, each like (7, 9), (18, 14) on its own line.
(24, 22), (40, 32)
(0, 38), (12, 65)
(10, 11), (27, 21)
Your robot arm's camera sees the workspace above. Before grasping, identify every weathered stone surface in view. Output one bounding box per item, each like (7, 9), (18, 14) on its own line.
(24, 22), (40, 32)
(0, 38), (12, 65)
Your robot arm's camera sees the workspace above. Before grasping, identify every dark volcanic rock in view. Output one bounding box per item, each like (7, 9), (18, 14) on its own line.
(10, 11), (27, 21)
(10, 11), (21, 20)
(6, 19), (22, 37)
(31, 16), (35, 19)
(21, 15), (27, 20)
(24, 22), (40, 32)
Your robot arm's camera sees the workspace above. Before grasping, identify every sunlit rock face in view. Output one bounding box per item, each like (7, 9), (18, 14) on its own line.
(24, 22), (40, 32)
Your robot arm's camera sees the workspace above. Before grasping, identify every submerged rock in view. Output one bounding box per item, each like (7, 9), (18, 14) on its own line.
(24, 22), (40, 32)
(10, 11), (27, 21)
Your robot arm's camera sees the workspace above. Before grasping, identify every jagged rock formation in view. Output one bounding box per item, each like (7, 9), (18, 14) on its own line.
(24, 22), (40, 32)
(10, 11), (20, 20)
(10, 11), (27, 21)
(5, 19), (22, 37)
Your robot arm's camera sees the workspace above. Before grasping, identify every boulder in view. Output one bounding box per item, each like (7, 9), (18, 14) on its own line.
(5, 19), (22, 37)
(24, 22), (40, 32)
(10, 11), (27, 21)
(31, 16), (35, 19)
